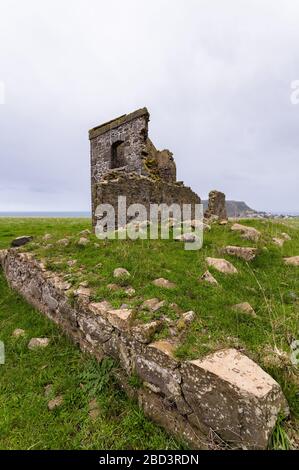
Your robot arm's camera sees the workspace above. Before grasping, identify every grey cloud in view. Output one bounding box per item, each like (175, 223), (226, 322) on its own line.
(0, 0), (298, 212)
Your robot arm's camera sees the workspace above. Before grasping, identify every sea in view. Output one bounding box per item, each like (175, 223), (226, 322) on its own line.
(0, 212), (91, 218)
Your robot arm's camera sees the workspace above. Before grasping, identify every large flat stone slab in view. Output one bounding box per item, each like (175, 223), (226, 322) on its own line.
(206, 257), (238, 274)
(181, 348), (288, 449)
(284, 256), (299, 266)
(223, 245), (257, 262)
(231, 223), (261, 242)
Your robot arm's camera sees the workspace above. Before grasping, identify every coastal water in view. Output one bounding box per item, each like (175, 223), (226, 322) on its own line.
(0, 212), (91, 218)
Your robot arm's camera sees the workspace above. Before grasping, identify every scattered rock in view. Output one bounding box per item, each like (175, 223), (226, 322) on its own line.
(272, 237), (285, 247)
(78, 237), (90, 246)
(12, 328), (25, 337)
(28, 338), (50, 350)
(152, 278), (176, 289)
(48, 395), (63, 411)
(43, 234), (52, 241)
(79, 229), (91, 236)
(107, 283), (120, 291)
(174, 233), (200, 243)
(284, 256), (299, 266)
(200, 270), (218, 285)
(206, 257), (238, 274)
(219, 219), (228, 225)
(222, 245), (258, 262)
(183, 220), (211, 231)
(113, 267), (131, 278)
(11, 236), (33, 247)
(232, 302), (257, 318)
(141, 298), (166, 312)
(182, 311), (196, 323)
(88, 398), (100, 420)
(281, 233), (291, 241)
(125, 287), (136, 297)
(231, 223), (261, 242)
(57, 238), (69, 247)
(44, 384), (53, 397)
(67, 259), (77, 267)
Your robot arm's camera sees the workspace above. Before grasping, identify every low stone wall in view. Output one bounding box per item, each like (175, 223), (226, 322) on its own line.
(93, 172), (201, 228)
(0, 249), (288, 449)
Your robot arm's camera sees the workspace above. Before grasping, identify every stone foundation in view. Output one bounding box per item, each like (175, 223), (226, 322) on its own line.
(0, 249), (288, 449)
(93, 172), (201, 228)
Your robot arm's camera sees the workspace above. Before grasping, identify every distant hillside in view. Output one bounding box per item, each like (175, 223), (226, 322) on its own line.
(202, 200), (256, 218)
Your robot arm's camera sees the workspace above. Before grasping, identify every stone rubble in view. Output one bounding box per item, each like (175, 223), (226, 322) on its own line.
(28, 337), (50, 350)
(152, 278), (176, 289)
(48, 395), (64, 411)
(206, 257), (238, 274)
(11, 236), (33, 247)
(12, 328), (26, 337)
(222, 245), (258, 262)
(284, 256), (299, 266)
(231, 223), (261, 242)
(113, 267), (131, 278)
(200, 270), (219, 285)
(232, 302), (257, 318)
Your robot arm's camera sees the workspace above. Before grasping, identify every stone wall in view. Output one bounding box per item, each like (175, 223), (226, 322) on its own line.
(204, 190), (227, 221)
(93, 172), (201, 227)
(89, 107), (201, 229)
(0, 249), (288, 449)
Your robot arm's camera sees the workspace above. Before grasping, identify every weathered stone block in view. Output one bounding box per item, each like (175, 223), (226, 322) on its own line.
(181, 348), (289, 449)
(107, 308), (134, 331)
(138, 388), (208, 449)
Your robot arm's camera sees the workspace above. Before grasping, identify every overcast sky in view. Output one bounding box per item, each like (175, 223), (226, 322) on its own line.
(0, 0), (298, 212)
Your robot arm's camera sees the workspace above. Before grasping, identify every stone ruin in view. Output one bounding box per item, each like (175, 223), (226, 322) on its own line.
(89, 107), (201, 227)
(205, 190), (227, 221)
(0, 109), (288, 450)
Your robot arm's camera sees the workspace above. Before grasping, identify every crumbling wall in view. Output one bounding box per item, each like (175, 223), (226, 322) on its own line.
(0, 249), (288, 450)
(89, 108), (199, 229)
(92, 171), (201, 227)
(144, 138), (176, 183)
(204, 190), (227, 221)
(89, 109), (150, 222)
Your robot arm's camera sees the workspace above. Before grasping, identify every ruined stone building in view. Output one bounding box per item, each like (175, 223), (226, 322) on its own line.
(89, 107), (201, 227)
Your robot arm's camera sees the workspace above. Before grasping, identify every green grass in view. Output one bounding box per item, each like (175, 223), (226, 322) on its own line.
(0, 217), (299, 449)
(0, 227), (181, 449)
